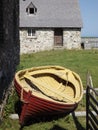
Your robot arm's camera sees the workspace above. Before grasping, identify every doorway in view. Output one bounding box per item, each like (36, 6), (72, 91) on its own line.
(54, 28), (63, 46)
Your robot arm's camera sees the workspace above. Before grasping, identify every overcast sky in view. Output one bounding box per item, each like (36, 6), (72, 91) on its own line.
(79, 0), (98, 37)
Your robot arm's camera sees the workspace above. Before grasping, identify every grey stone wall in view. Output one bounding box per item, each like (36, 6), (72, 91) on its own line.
(0, 0), (19, 101)
(63, 28), (81, 49)
(20, 28), (81, 54)
(20, 28), (54, 53)
(81, 37), (98, 49)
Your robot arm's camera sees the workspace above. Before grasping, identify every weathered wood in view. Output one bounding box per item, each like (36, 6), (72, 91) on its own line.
(0, 0), (3, 43)
(86, 73), (98, 130)
(0, 0), (19, 121)
(0, 83), (13, 120)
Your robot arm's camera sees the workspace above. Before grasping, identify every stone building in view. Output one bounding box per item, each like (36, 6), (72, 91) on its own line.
(0, 0), (19, 110)
(81, 37), (98, 49)
(20, 0), (83, 54)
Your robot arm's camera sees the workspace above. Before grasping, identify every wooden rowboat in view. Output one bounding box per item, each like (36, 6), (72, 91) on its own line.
(14, 66), (83, 126)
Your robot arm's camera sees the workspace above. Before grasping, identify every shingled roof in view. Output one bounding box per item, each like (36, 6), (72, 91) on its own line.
(20, 0), (83, 28)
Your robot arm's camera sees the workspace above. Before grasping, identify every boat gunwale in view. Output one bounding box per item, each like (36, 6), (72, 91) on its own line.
(14, 66), (83, 104)
(14, 78), (78, 106)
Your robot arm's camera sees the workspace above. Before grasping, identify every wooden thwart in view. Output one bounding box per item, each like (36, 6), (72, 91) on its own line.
(24, 74), (75, 103)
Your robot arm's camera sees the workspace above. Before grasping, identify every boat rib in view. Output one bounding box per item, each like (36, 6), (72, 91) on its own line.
(24, 74), (75, 103)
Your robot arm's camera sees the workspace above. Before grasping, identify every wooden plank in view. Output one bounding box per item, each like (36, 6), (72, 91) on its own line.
(88, 110), (98, 125)
(88, 122), (94, 130)
(24, 74), (75, 103)
(89, 93), (98, 106)
(88, 115), (98, 130)
(9, 110), (97, 120)
(89, 100), (98, 115)
(84, 88), (98, 94)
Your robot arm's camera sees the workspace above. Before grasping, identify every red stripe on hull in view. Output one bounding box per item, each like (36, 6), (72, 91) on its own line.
(14, 79), (77, 126)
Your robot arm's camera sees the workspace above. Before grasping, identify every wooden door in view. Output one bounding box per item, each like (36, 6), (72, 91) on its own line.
(54, 28), (63, 46)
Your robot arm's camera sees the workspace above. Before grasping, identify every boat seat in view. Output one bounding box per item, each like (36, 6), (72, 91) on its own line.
(24, 74), (76, 103)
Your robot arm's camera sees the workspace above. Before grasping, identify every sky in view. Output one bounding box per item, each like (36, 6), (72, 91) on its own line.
(79, 0), (98, 37)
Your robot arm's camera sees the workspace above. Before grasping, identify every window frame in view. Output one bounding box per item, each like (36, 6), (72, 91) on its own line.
(27, 28), (36, 38)
(26, 2), (37, 15)
(29, 8), (34, 14)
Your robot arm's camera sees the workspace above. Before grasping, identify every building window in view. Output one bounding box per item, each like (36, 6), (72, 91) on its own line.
(27, 29), (36, 37)
(29, 8), (34, 14)
(26, 2), (37, 15)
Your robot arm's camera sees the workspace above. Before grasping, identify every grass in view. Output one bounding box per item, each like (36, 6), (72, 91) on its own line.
(1, 49), (98, 130)
(0, 116), (86, 130)
(17, 49), (98, 87)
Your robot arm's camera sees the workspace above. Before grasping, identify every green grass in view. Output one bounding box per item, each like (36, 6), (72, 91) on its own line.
(1, 49), (98, 130)
(17, 49), (98, 87)
(0, 116), (86, 130)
